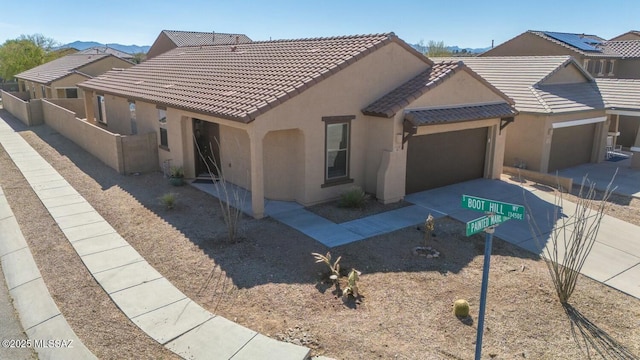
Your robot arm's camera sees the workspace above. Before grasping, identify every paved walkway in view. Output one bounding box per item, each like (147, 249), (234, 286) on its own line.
(195, 177), (640, 300)
(0, 114), (310, 359)
(557, 155), (640, 198)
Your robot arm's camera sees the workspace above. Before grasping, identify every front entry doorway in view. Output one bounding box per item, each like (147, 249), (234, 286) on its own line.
(193, 119), (220, 177)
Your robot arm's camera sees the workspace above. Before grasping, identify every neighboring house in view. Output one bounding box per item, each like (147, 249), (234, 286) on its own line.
(595, 78), (640, 163)
(609, 31), (640, 41)
(438, 56), (609, 173)
(145, 30), (252, 60)
(15, 54), (133, 100)
(77, 46), (135, 61)
(481, 31), (640, 79)
(78, 33), (516, 218)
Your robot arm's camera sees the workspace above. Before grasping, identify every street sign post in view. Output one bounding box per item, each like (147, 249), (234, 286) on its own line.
(461, 195), (525, 220)
(462, 194), (525, 360)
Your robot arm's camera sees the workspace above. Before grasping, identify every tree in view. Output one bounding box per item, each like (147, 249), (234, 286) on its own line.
(0, 34), (60, 81)
(426, 40), (452, 57)
(131, 52), (147, 64)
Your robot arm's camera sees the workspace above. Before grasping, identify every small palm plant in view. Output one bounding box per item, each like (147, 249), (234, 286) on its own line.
(311, 252), (341, 281)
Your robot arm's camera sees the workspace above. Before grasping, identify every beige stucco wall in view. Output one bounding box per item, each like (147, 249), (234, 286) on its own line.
(47, 98), (86, 118)
(407, 71), (506, 108)
(481, 32), (583, 58)
(615, 59), (640, 79)
(102, 95), (132, 135)
(506, 110), (607, 172)
(146, 33), (175, 60)
(80, 56), (133, 76)
(541, 64), (589, 84)
(51, 74), (90, 99)
(252, 40), (430, 205)
(263, 129), (303, 201)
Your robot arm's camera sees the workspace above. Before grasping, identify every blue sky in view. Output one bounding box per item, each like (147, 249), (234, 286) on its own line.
(1, 0), (639, 49)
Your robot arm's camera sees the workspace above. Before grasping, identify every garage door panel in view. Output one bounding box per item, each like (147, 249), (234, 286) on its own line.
(406, 127), (487, 194)
(549, 124), (595, 172)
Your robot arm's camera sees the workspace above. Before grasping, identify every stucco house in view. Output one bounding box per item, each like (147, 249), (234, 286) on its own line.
(76, 46), (135, 61)
(481, 31), (640, 79)
(439, 56), (610, 173)
(78, 33), (516, 218)
(145, 30), (252, 60)
(610, 31), (640, 41)
(595, 77), (640, 166)
(15, 53), (133, 100)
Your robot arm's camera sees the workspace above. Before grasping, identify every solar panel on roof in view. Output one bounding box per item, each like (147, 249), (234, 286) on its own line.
(542, 31), (602, 52)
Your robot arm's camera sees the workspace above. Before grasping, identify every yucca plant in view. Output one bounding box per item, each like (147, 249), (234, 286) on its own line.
(311, 252), (341, 280)
(338, 186), (369, 209)
(424, 214), (435, 247)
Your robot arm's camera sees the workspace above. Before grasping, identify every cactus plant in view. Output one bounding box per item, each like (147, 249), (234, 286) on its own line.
(453, 299), (470, 317)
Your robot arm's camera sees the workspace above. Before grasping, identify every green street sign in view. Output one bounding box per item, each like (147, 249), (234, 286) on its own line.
(461, 195), (525, 220)
(466, 214), (510, 236)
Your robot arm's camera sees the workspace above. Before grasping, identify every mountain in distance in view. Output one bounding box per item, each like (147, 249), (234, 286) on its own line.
(411, 43), (490, 55)
(62, 41), (150, 54)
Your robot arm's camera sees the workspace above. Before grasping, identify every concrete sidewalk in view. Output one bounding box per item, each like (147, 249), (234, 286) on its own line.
(1, 185), (94, 360)
(0, 112), (310, 360)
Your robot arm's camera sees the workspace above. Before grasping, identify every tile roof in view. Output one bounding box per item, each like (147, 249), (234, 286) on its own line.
(596, 78), (640, 110)
(362, 61), (514, 118)
(436, 56), (604, 114)
(79, 33), (430, 123)
(16, 54), (112, 84)
(163, 30), (252, 46)
(77, 46), (134, 59)
(405, 102), (517, 126)
(599, 40), (640, 58)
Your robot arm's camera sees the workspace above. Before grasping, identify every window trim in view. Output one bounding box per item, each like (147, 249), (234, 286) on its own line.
(158, 107), (169, 150)
(321, 115), (355, 188)
(96, 94), (107, 124)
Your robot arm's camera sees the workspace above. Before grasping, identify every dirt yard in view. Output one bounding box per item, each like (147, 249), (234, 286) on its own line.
(2, 117), (640, 359)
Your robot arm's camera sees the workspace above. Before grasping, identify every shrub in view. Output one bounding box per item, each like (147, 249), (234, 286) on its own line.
(453, 299), (470, 317)
(169, 166), (184, 178)
(338, 186), (369, 209)
(159, 192), (177, 209)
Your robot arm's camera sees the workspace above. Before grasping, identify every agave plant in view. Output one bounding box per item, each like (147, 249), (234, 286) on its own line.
(311, 251), (341, 280)
(343, 269), (362, 298)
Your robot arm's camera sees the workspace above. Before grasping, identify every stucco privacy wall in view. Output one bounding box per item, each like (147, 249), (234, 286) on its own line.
(1, 91), (43, 126)
(41, 100), (158, 174)
(47, 98), (86, 118)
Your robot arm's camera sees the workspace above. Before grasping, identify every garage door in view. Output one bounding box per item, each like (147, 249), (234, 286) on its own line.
(406, 127), (487, 194)
(548, 124), (595, 172)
